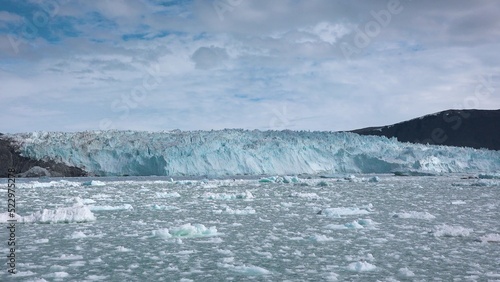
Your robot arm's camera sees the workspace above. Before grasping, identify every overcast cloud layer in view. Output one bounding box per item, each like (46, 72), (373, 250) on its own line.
(1, 0), (499, 133)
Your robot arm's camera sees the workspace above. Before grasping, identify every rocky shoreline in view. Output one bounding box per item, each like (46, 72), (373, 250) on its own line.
(0, 134), (87, 178)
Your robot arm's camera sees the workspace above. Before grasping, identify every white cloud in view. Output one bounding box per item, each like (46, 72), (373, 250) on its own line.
(0, 0), (499, 133)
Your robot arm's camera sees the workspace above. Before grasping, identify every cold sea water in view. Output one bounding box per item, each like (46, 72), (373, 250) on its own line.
(1, 174), (499, 281)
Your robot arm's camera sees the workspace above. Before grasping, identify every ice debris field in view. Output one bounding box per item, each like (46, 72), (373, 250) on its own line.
(9, 130), (500, 176)
(1, 174), (499, 281)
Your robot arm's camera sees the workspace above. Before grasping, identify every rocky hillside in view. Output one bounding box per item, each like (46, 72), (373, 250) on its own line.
(0, 134), (87, 178)
(351, 109), (500, 150)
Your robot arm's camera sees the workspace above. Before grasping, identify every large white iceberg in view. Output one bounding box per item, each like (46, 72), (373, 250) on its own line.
(0, 206), (96, 224)
(8, 130), (500, 176)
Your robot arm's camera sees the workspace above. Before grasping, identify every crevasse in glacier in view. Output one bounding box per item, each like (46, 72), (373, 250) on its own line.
(8, 130), (500, 176)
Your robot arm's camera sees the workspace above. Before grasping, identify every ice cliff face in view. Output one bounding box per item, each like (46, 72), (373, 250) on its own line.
(8, 130), (500, 176)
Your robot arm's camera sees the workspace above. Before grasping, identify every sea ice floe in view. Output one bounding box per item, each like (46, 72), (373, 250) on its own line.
(149, 204), (177, 210)
(393, 211), (436, 220)
(43, 272), (70, 278)
(88, 204), (133, 211)
(477, 233), (500, 243)
(58, 254), (84, 260)
(347, 261), (377, 272)
(155, 192), (181, 198)
(289, 192), (320, 199)
(66, 197), (96, 205)
(433, 224), (473, 237)
(81, 180), (106, 186)
(309, 234), (334, 242)
(326, 219), (375, 230)
(153, 223), (219, 239)
(323, 272), (339, 281)
(321, 207), (371, 217)
(259, 176), (300, 183)
(219, 263), (271, 275)
(116, 246), (131, 252)
(215, 206), (256, 215)
(398, 267), (415, 277)
(451, 200), (466, 205)
(85, 275), (108, 281)
(23, 206), (96, 223)
(13, 270), (36, 277)
(202, 190), (254, 200)
(70, 231), (87, 239)
(16, 180), (81, 189)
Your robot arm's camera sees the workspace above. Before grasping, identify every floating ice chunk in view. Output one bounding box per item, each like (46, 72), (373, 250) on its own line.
(88, 204), (133, 211)
(433, 224), (473, 237)
(66, 197), (96, 205)
(153, 223), (219, 239)
(309, 234), (334, 242)
(326, 219), (374, 230)
(218, 206), (256, 215)
(344, 221), (365, 229)
(325, 223), (349, 230)
(322, 207), (370, 217)
(20, 181), (53, 189)
(259, 176), (298, 183)
(289, 192), (320, 199)
(35, 238), (49, 244)
(85, 275), (108, 281)
(69, 261), (86, 267)
(70, 231), (87, 239)
(347, 261), (376, 272)
(155, 192), (181, 198)
(357, 218), (375, 226)
(259, 177), (274, 183)
(13, 270), (36, 277)
(219, 263), (271, 275)
(368, 176), (379, 182)
(477, 233), (500, 243)
(43, 272), (70, 278)
(58, 254), (84, 260)
(393, 211), (436, 220)
(398, 267), (415, 277)
(203, 190), (254, 200)
(117, 246), (131, 252)
(451, 200), (466, 205)
(23, 206), (96, 223)
(324, 272), (339, 281)
(316, 181), (330, 187)
(82, 180), (106, 186)
(170, 223), (218, 237)
(152, 229), (172, 239)
(149, 204), (177, 210)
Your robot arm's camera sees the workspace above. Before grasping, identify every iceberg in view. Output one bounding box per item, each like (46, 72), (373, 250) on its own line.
(8, 130), (500, 177)
(20, 206), (95, 223)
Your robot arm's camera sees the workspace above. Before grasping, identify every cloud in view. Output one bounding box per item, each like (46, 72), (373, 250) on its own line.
(191, 46), (229, 69)
(0, 0), (499, 133)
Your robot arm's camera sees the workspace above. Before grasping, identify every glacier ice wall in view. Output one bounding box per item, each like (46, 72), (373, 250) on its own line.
(8, 130), (500, 176)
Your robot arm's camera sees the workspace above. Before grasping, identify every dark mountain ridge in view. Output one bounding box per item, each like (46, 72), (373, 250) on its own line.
(351, 109), (500, 150)
(0, 134), (87, 178)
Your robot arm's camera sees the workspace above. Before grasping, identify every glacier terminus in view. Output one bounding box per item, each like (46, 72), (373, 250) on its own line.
(8, 129), (500, 177)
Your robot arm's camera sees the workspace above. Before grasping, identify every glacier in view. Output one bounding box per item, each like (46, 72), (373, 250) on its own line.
(8, 129), (500, 177)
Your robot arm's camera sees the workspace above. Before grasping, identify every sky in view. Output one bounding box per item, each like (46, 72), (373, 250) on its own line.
(1, 0), (499, 133)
